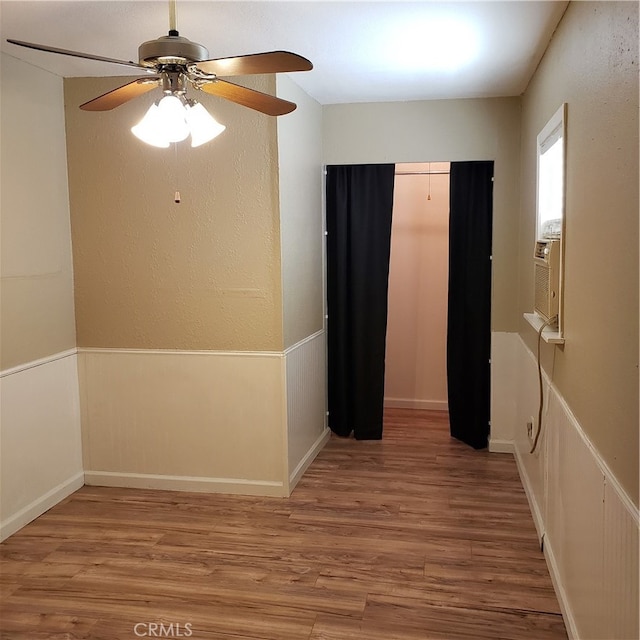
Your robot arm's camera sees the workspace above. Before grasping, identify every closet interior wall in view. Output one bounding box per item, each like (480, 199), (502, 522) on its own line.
(384, 162), (450, 412)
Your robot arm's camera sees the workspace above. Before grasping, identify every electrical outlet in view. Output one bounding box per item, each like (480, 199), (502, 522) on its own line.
(526, 416), (535, 443)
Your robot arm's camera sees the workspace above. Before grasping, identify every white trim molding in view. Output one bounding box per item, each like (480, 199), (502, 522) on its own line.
(283, 329), (325, 356)
(78, 346), (284, 359)
(1, 471), (84, 542)
(289, 428), (331, 491)
(0, 348), (77, 378)
(84, 471), (286, 497)
(488, 439), (514, 454)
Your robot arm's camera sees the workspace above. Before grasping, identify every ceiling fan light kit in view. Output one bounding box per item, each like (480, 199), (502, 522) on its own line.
(131, 95), (226, 148)
(131, 102), (170, 148)
(133, 96), (187, 147)
(7, 5), (313, 148)
(185, 101), (226, 148)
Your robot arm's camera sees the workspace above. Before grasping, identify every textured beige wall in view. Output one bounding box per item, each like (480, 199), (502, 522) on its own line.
(276, 76), (324, 349)
(385, 163), (449, 408)
(519, 1), (638, 504)
(323, 97), (521, 332)
(1, 54), (76, 369)
(65, 75), (283, 351)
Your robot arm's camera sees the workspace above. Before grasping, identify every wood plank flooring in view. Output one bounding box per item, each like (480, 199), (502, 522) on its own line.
(0, 408), (567, 639)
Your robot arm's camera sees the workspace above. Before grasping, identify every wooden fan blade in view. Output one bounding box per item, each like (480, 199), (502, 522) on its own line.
(80, 78), (161, 111)
(200, 79), (296, 116)
(6, 39), (149, 70)
(195, 51), (312, 77)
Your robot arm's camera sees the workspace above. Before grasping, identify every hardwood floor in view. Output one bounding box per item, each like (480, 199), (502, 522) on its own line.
(0, 409), (567, 639)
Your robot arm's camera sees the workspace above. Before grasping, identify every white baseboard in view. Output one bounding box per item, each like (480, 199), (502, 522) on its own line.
(84, 471), (286, 497)
(289, 427), (331, 493)
(0, 471), (84, 542)
(488, 439), (514, 453)
(513, 444), (579, 638)
(543, 531), (580, 640)
(384, 398), (448, 411)
(512, 444), (546, 544)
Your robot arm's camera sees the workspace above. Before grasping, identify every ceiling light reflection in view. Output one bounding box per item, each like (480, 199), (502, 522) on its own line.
(390, 17), (480, 72)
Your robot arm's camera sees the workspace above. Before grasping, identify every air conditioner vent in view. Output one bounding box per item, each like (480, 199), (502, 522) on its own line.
(533, 239), (560, 321)
(534, 241), (549, 261)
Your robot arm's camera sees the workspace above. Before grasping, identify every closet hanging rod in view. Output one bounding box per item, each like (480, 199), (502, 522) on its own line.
(395, 170), (450, 176)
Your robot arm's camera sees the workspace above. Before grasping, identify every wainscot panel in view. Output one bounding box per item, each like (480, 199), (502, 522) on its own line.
(513, 337), (639, 640)
(79, 349), (287, 496)
(284, 330), (330, 491)
(1, 351), (83, 540)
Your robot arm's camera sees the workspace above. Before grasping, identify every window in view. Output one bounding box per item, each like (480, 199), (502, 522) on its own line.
(538, 129), (563, 238)
(534, 103), (566, 337)
(537, 104), (566, 240)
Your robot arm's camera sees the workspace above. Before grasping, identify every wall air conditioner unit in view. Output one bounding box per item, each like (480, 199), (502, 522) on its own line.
(534, 239), (560, 321)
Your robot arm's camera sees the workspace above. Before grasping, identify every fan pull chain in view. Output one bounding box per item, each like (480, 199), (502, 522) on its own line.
(173, 142), (181, 204)
(427, 162), (432, 201)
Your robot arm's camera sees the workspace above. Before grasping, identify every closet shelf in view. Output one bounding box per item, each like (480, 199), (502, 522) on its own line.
(524, 313), (565, 344)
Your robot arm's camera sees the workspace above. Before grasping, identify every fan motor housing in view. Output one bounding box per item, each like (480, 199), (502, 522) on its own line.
(138, 34), (209, 67)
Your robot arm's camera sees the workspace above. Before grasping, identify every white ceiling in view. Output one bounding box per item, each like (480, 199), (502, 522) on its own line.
(1, 1), (568, 105)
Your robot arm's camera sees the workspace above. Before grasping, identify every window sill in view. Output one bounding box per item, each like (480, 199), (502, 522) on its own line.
(524, 313), (565, 345)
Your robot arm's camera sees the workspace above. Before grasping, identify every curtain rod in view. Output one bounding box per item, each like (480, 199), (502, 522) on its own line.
(395, 170), (450, 176)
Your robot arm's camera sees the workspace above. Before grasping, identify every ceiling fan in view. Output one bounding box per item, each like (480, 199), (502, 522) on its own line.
(6, 2), (313, 117)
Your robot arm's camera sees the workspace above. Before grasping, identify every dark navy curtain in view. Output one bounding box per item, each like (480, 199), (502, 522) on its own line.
(325, 164), (395, 439)
(447, 161), (494, 449)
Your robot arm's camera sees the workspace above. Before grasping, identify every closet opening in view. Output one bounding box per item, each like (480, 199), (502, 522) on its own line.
(325, 161), (493, 448)
(385, 162), (451, 415)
